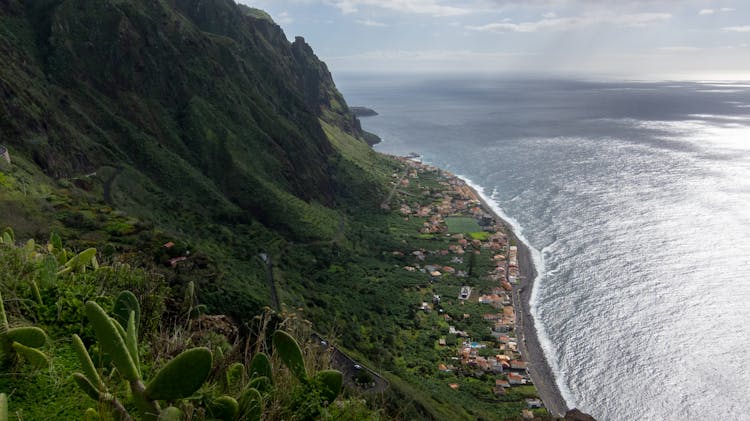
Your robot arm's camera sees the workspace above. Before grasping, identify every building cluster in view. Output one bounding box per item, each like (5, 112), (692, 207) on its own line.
(390, 157), (537, 401)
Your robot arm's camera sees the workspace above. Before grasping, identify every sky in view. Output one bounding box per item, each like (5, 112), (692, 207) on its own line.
(241, 0), (750, 80)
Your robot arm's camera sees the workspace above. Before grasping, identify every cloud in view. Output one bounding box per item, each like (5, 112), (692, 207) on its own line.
(659, 46), (702, 52)
(699, 7), (734, 16)
(355, 18), (388, 27)
(722, 25), (750, 32)
(277, 11), (294, 24)
(467, 12), (671, 33)
(325, 0), (470, 16)
(324, 48), (538, 72)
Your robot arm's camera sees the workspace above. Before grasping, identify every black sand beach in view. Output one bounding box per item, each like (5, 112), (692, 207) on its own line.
(470, 182), (569, 417)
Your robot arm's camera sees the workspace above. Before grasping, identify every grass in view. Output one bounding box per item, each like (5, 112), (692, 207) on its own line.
(445, 217), (482, 234)
(469, 231), (490, 241)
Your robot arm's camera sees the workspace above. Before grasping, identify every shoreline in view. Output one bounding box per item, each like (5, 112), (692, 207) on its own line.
(457, 174), (569, 417)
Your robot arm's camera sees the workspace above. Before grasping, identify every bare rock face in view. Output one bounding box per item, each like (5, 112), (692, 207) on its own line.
(565, 408), (597, 421)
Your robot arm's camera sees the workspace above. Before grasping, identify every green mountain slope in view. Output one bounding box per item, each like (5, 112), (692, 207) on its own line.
(1, 0), (379, 235)
(0, 2), (549, 420)
(0, 0), (394, 317)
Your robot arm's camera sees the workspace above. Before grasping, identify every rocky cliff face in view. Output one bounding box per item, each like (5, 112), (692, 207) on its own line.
(0, 0), (371, 236)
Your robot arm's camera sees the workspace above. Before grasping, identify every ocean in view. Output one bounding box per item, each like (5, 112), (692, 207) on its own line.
(336, 75), (750, 420)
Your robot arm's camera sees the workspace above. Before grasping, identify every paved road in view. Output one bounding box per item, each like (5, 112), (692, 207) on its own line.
(312, 333), (389, 393)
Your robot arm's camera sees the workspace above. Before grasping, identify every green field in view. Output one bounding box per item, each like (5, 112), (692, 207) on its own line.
(445, 217), (482, 233)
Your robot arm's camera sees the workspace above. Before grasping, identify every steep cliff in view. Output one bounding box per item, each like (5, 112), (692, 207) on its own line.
(0, 0), (375, 237)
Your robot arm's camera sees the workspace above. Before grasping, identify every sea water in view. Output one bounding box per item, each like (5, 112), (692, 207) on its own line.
(337, 75), (750, 421)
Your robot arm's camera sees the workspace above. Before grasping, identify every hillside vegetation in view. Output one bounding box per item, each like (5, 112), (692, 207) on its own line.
(0, 1), (551, 420)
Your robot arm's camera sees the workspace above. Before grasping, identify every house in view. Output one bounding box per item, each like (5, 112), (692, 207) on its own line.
(495, 379), (510, 388)
(420, 302), (432, 313)
(493, 321), (511, 333)
(508, 373), (525, 385)
(163, 241), (175, 248)
(510, 360), (527, 370)
(438, 338), (447, 346)
(526, 399), (543, 409)
(478, 294), (503, 305)
(449, 383), (459, 390)
(168, 256), (187, 267)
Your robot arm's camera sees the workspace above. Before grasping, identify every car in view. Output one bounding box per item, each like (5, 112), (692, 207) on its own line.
(353, 364), (362, 370)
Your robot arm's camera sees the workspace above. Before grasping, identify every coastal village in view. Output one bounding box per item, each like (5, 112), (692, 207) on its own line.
(381, 156), (547, 419)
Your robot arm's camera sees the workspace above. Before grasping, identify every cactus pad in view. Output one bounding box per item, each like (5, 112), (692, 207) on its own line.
(85, 301), (139, 381)
(248, 376), (272, 394)
(208, 396), (239, 421)
(249, 352), (273, 383)
(238, 387), (263, 421)
(0, 393), (7, 421)
(225, 362), (246, 394)
(145, 347), (212, 400)
(6, 326), (47, 348)
(125, 311), (140, 375)
(113, 291), (140, 331)
(83, 408), (100, 421)
(272, 330), (307, 381)
(73, 373), (103, 401)
(157, 406), (183, 421)
(12, 342), (49, 368)
(314, 369), (343, 403)
(72, 334), (105, 391)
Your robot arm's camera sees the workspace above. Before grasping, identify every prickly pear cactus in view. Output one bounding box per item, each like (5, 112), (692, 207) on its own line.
(238, 388), (263, 421)
(84, 301), (140, 381)
(157, 406), (183, 421)
(113, 291), (140, 331)
(82, 408), (100, 421)
(208, 396), (239, 421)
(0, 291), (49, 368)
(249, 352), (273, 383)
(0, 393), (7, 421)
(272, 330), (307, 382)
(57, 247), (98, 275)
(144, 347), (212, 400)
(225, 362), (246, 395)
(11, 342), (49, 368)
(5, 327), (47, 348)
(314, 369), (343, 403)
